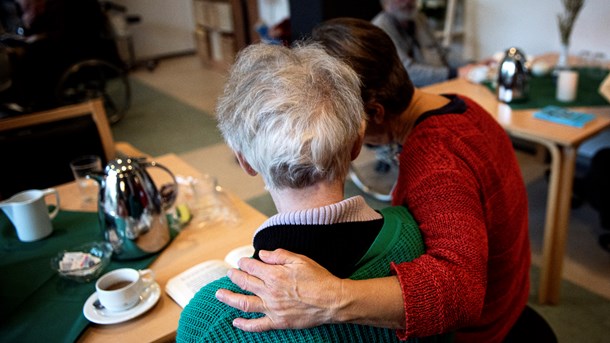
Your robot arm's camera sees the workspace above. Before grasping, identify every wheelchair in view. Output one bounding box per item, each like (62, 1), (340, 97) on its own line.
(0, 0), (131, 124)
(349, 143), (401, 202)
(55, 58), (130, 124)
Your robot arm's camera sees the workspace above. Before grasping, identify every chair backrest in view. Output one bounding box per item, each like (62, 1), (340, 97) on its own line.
(0, 99), (115, 200)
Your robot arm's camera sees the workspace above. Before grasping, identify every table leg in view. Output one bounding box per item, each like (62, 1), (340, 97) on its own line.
(538, 147), (576, 305)
(537, 141), (561, 304)
(538, 143), (577, 305)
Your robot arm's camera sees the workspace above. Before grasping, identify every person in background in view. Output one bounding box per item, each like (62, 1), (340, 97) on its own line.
(177, 42), (451, 342)
(0, 0), (121, 112)
(215, 18), (540, 343)
(372, 0), (483, 87)
(369, 0), (493, 173)
(255, 17), (290, 46)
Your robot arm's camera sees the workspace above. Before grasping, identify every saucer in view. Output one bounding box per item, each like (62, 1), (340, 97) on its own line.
(83, 282), (161, 325)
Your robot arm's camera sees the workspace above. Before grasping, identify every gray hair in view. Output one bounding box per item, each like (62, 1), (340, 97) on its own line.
(216, 43), (364, 190)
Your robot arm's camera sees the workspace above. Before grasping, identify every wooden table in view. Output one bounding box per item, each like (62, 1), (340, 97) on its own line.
(422, 79), (610, 305)
(59, 153), (267, 342)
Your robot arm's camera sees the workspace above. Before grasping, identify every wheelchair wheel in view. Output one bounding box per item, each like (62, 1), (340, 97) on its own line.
(349, 144), (400, 202)
(56, 59), (131, 124)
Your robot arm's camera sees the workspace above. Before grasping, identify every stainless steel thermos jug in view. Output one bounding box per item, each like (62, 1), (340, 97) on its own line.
(89, 157), (177, 260)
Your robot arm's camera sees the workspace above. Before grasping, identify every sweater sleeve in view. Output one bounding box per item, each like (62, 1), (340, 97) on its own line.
(391, 124), (490, 339)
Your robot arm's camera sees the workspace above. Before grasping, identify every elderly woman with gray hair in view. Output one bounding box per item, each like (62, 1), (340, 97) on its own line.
(176, 42), (450, 342)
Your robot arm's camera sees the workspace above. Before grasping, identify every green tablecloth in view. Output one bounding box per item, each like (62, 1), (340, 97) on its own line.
(485, 69), (609, 109)
(0, 210), (172, 343)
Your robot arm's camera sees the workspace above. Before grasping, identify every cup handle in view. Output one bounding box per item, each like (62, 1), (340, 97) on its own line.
(42, 188), (60, 219)
(139, 268), (156, 289)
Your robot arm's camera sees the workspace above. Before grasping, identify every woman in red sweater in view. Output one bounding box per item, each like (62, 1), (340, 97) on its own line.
(216, 18), (532, 342)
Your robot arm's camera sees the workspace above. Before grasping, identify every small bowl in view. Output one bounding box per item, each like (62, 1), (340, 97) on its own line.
(51, 241), (113, 283)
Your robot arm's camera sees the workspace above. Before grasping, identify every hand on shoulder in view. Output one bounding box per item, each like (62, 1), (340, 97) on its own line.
(215, 249), (342, 332)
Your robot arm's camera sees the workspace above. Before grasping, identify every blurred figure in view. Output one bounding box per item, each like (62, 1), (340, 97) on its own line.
(372, 0), (484, 86)
(0, 0), (121, 112)
(255, 17), (290, 46)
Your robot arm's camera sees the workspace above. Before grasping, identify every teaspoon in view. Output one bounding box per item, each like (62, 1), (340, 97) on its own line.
(93, 299), (105, 310)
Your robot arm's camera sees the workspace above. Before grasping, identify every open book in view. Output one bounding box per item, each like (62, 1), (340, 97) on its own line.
(166, 245), (255, 308)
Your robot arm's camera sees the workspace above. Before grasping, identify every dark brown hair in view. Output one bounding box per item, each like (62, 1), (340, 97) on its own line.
(311, 17), (414, 118)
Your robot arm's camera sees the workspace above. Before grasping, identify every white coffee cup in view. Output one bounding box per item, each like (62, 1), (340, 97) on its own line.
(95, 268), (155, 312)
(0, 188), (60, 242)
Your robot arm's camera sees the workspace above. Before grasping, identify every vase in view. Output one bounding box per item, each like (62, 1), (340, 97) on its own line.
(556, 43), (570, 70)
(552, 43), (571, 78)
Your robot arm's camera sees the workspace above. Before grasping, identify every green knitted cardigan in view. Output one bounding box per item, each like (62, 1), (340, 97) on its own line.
(177, 206), (453, 343)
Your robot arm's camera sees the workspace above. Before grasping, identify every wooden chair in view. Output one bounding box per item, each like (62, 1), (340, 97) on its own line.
(0, 99), (145, 200)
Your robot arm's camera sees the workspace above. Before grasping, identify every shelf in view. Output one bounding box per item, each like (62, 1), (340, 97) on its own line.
(191, 0), (258, 70)
(422, 0), (465, 48)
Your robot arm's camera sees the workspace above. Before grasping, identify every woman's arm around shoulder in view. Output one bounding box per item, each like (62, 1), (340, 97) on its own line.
(215, 249), (406, 332)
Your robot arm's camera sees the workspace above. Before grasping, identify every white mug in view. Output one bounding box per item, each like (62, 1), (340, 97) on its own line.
(95, 268), (155, 312)
(0, 188), (60, 242)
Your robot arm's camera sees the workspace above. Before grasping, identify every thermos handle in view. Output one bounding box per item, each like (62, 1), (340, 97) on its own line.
(144, 161), (178, 210)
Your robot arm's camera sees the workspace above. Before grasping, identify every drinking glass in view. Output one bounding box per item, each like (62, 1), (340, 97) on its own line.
(590, 52), (608, 79)
(70, 155), (103, 203)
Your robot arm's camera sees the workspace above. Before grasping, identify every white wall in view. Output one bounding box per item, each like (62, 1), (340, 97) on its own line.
(465, 0), (609, 60)
(114, 0), (196, 61)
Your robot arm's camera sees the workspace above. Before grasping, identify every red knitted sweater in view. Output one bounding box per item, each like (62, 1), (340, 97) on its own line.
(391, 95), (530, 342)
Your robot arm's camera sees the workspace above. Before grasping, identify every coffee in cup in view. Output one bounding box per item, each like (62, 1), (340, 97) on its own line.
(95, 268), (155, 312)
